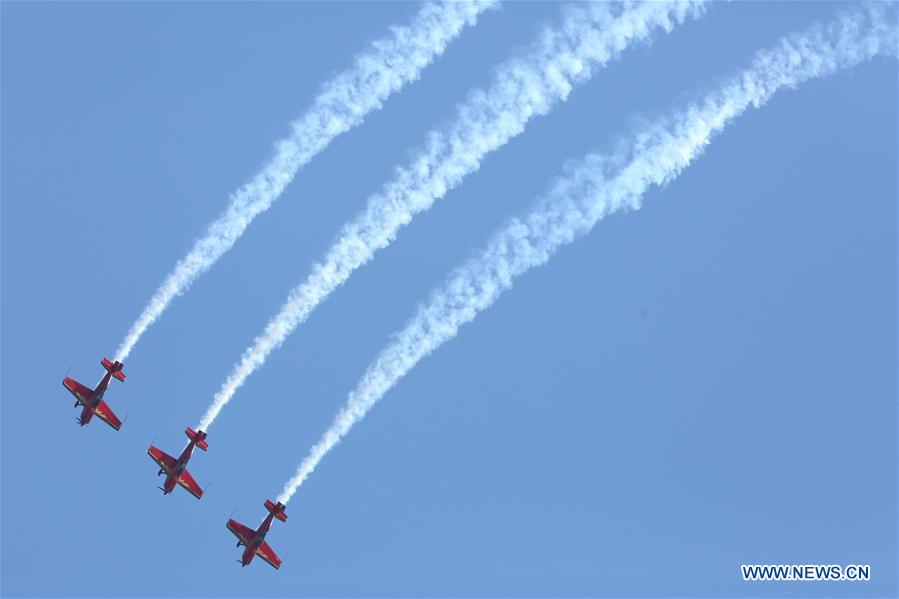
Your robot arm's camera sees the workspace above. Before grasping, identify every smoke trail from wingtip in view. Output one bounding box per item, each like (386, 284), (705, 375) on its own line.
(198, 0), (709, 432)
(277, 3), (897, 503)
(113, 0), (496, 363)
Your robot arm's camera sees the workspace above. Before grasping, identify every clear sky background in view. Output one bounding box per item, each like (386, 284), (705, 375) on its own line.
(2, 2), (896, 597)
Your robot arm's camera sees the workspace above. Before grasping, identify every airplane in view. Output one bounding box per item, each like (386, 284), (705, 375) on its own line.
(62, 358), (126, 430)
(147, 428), (208, 499)
(226, 500), (288, 569)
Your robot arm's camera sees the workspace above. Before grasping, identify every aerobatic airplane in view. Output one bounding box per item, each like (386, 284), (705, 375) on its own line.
(147, 428), (208, 499)
(226, 500), (288, 569)
(62, 358), (126, 430)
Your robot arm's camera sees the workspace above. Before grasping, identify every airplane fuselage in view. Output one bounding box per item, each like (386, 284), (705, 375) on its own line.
(241, 545), (257, 566)
(73, 371), (114, 425)
(239, 514), (277, 566)
(160, 439), (199, 493)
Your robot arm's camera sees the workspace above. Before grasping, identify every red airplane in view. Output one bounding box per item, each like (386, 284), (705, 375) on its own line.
(227, 500), (288, 569)
(147, 428), (208, 499)
(62, 358), (126, 430)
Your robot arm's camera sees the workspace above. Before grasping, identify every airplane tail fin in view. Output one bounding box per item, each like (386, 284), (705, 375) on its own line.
(101, 358), (126, 382)
(264, 499), (288, 522)
(185, 427), (209, 451)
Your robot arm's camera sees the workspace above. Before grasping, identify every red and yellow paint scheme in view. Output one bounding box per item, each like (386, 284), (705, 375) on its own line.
(226, 499), (288, 569)
(62, 358), (125, 430)
(147, 428), (208, 499)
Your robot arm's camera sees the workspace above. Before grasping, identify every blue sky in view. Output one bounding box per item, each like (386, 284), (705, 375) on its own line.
(1, 2), (896, 597)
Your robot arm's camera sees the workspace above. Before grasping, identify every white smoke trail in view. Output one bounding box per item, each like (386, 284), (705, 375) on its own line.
(277, 3), (897, 503)
(114, 1), (495, 363)
(198, 0), (708, 431)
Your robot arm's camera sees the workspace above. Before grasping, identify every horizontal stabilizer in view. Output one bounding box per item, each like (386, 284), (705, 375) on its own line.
(264, 499), (287, 522)
(185, 427), (209, 451)
(101, 358), (126, 382)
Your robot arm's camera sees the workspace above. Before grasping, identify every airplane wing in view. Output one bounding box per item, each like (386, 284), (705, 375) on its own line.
(226, 519), (256, 546)
(93, 400), (122, 431)
(177, 469), (203, 499)
(147, 446), (177, 472)
(255, 540), (282, 570)
(63, 378), (93, 403)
